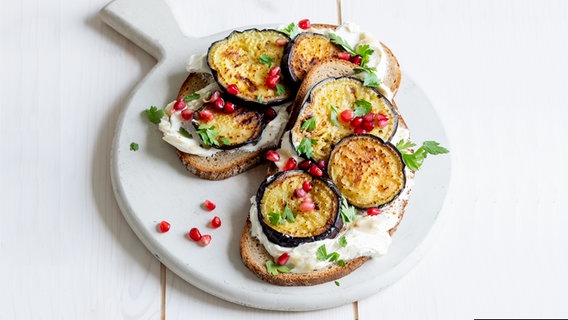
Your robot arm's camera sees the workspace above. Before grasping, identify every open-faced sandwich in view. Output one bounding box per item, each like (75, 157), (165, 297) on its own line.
(239, 20), (448, 286)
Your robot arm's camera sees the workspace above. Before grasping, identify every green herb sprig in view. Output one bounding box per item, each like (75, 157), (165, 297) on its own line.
(266, 260), (293, 276)
(396, 140), (449, 171)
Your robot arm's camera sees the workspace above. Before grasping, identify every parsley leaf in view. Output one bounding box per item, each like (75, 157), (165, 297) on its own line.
(178, 127), (192, 138)
(196, 124), (221, 147)
(296, 137), (317, 158)
(335, 280), (341, 286)
(268, 212), (282, 226)
(269, 205), (295, 225)
(396, 139), (449, 171)
(204, 91), (212, 100)
(219, 137), (231, 146)
(353, 99), (372, 117)
(257, 93), (263, 104)
(280, 22), (300, 39)
(337, 260), (346, 267)
(354, 66), (381, 87)
(316, 245), (344, 266)
(145, 106), (165, 124)
(183, 92), (200, 103)
(330, 104), (340, 126)
(328, 33), (355, 55)
(259, 54), (274, 67)
(275, 83), (286, 95)
(266, 260), (293, 276)
(129, 142), (139, 151)
(354, 44), (374, 67)
(281, 205), (295, 223)
(339, 236), (347, 247)
(340, 196), (356, 223)
(300, 116), (316, 131)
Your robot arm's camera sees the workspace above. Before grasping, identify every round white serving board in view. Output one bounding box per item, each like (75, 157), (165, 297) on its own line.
(102, 0), (451, 311)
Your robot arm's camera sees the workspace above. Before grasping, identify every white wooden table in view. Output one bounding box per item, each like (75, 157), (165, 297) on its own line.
(2, 0), (567, 318)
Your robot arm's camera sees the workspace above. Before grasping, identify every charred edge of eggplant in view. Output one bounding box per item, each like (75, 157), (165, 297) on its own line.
(255, 170), (343, 248)
(191, 103), (266, 150)
(289, 76), (399, 159)
(326, 134), (406, 210)
(206, 28), (293, 108)
(281, 32), (342, 88)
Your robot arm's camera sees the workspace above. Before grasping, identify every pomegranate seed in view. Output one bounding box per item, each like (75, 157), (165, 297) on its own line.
(298, 19), (311, 30)
(223, 101), (236, 113)
(316, 160), (326, 170)
(266, 75), (280, 89)
(302, 180), (312, 192)
(198, 234), (212, 246)
(295, 188), (307, 198)
(337, 52), (351, 60)
(265, 150), (280, 162)
(299, 201), (315, 212)
(203, 200), (216, 211)
(283, 157), (297, 171)
(268, 66), (281, 77)
(354, 127), (367, 134)
(351, 55), (363, 65)
(226, 84), (239, 95)
(199, 109), (214, 121)
(376, 113), (388, 121)
(210, 216), (221, 228)
(362, 120), (375, 131)
(366, 208), (382, 216)
(264, 108), (277, 122)
(277, 252), (290, 265)
(173, 98), (186, 111)
(340, 109), (354, 123)
(351, 116), (363, 128)
(275, 38), (288, 46)
(214, 97), (225, 111)
(363, 112), (376, 122)
(308, 164), (323, 177)
(157, 220), (171, 233)
(302, 196), (313, 204)
(188, 227), (202, 241)
(203, 90), (221, 103)
(181, 108), (194, 120)
(377, 118), (389, 128)
(298, 159), (313, 170)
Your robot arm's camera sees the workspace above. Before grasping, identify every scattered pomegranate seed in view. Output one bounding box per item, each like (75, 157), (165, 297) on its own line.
(302, 196), (313, 204)
(198, 234), (212, 246)
(214, 97), (225, 111)
(181, 108), (194, 120)
(351, 116), (363, 128)
(302, 180), (312, 192)
(265, 150), (280, 162)
(340, 109), (354, 123)
(298, 159), (313, 170)
(337, 52), (351, 60)
(275, 38), (288, 46)
(199, 109), (214, 121)
(157, 220), (171, 233)
(294, 188), (307, 198)
(264, 108), (277, 122)
(226, 84), (239, 95)
(354, 127), (367, 134)
(363, 112), (376, 122)
(173, 98), (186, 111)
(377, 118), (388, 128)
(376, 114), (388, 121)
(203, 200), (216, 211)
(316, 160), (327, 170)
(299, 200), (315, 212)
(266, 75), (280, 89)
(362, 120), (375, 131)
(298, 19), (311, 30)
(351, 55), (363, 65)
(366, 208), (382, 216)
(188, 227), (202, 241)
(308, 164), (323, 177)
(268, 66), (281, 77)
(203, 90), (221, 103)
(210, 216), (221, 228)
(223, 101), (236, 113)
(277, 252), (290, 266)
(283, 157), (297, 171)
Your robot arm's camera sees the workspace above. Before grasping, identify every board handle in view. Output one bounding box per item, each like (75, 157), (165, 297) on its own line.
(100, 0), (185, 59)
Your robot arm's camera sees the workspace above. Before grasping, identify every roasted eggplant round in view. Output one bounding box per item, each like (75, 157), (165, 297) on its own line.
(281, 32), (344, 86)
(256, 170), (342, 247)
(290, 77), (398, 161)
(192, 103), (265, 149)
(327, 134), (405, 209)
(207, 29), (293, 107)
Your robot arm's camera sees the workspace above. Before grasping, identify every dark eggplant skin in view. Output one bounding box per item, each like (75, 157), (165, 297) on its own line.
(191, 103), (266, 150)
(289, 76), (399, 160)
(326, 134), (406, 210)
(206, 28), (294, 108)
(256, 170), (343, 247)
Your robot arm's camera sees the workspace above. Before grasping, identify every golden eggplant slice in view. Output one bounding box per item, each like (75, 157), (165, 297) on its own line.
(207, 29), (292, 107)
(290, 77), (398, 161)
(192, 103), (265, 149)
(282, 32), (344, 86)
(256, 170), (342, 247)
(327, 134), (405, 208)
